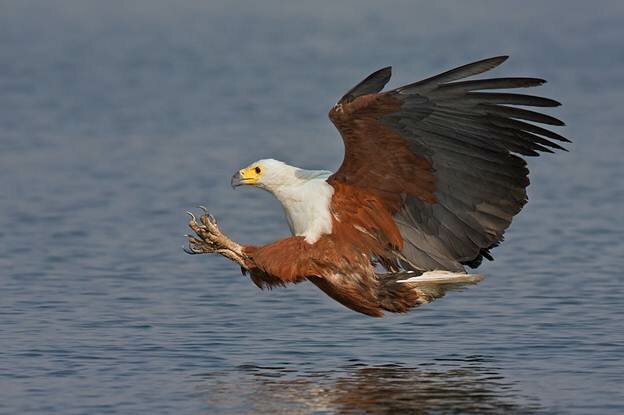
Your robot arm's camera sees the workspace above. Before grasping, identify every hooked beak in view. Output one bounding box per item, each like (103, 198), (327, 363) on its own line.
(231, 171), (243, 188)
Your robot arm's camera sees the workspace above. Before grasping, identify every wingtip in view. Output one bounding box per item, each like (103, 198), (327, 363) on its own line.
(485, 55), (509, 66)
(472, 55), (509, 72)
(377, 66), (392, 77)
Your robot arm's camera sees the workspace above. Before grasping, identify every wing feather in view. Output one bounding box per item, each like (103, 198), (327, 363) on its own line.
(399, 56), (509, 90)
(339, 66), (392, 103)
(329, 56), (568, 271)
(480, 104), (566, 126)
(439, 77), (546, 92)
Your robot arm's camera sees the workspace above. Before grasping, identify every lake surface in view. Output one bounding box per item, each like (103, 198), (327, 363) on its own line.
(1, 1), (623, 414)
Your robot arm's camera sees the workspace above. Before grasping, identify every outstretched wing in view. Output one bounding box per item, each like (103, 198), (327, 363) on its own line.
(328, 56), (568, 272)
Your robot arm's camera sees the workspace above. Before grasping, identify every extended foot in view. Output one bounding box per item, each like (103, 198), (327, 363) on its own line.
(184, 207), (250, 269)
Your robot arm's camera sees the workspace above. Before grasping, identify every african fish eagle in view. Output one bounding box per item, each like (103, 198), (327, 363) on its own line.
(185, 56), (568, 317)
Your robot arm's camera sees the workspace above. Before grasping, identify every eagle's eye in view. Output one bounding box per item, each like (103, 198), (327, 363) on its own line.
(255, 166), (262, 174)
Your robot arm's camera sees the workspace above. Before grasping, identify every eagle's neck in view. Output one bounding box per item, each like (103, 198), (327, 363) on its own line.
(269, 170), (334, 244)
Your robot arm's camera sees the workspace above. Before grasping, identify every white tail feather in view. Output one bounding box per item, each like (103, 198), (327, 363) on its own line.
(396, 270), (483, 285)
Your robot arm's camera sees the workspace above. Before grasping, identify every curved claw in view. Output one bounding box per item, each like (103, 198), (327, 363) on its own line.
(186, 211), (196, 222)
(183, 241), (206, 254)
(183, 245), (198, 255)
(197, 206), (217, 225)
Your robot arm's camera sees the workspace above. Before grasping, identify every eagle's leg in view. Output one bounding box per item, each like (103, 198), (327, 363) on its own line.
(185, 209), (251, 270)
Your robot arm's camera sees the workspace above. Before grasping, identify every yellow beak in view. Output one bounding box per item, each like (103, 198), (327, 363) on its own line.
(231, 167), (260, 187)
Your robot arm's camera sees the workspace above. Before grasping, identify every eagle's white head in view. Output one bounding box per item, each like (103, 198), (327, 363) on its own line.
(231, 159), (303, 191)
(231, 158), (334, 243)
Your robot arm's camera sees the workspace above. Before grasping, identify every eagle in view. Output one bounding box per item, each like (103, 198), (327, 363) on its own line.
(185, 56), (568, 317)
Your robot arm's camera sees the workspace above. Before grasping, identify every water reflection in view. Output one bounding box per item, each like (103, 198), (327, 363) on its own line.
(196, 357), (541, 414)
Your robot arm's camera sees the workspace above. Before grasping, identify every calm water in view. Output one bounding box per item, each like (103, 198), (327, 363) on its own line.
(1, 1), (623, 414)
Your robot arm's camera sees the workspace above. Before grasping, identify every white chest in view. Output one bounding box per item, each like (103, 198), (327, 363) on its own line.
(272, 178), (334, 244)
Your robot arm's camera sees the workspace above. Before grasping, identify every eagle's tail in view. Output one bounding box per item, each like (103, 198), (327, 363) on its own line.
(376, 271), (483, 313)
(308, 270), (482, 317)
